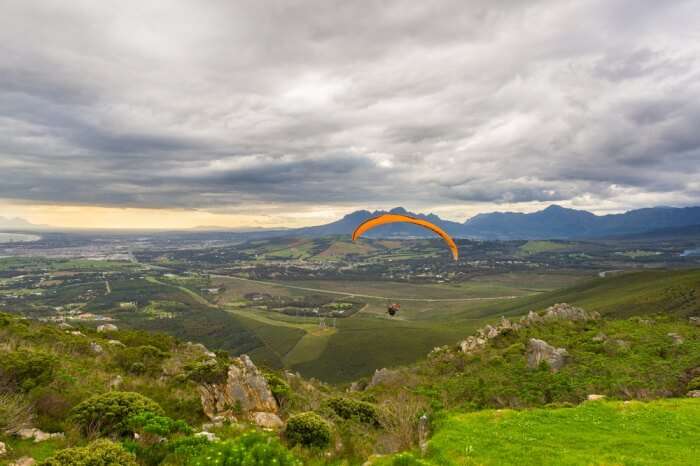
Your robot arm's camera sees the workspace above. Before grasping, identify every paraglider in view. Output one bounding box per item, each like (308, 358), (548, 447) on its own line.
(351, 213), (459, 261)
(387, 303), (400, 316)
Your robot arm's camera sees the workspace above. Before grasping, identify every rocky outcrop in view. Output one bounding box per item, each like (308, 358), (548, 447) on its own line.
(367, 368), (401, 389)
(527, 338), (568, 371)
(198, 355), (279, 427)
(458, 304), (597, 355)
(540, 303), (600, 322)
(97, 324), (118, 333)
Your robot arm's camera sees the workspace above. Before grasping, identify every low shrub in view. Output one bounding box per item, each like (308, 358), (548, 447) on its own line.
(191, 431), (301, 466)
(127, 410), (192, 438)
(326, 396), (380, 425)
(0, 348), (58, 391)
(70, 391), (163, 437)
(285, 412), (332, 448)
(0, 392), (34, 435)
(39, 439), (138, 465)
(183, 359), (229, 385)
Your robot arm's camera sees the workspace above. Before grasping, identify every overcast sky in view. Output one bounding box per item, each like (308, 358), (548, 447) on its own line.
(2, 0), (700, 228)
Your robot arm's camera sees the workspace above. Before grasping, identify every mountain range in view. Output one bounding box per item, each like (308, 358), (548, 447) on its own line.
(291, 205), (700, 240)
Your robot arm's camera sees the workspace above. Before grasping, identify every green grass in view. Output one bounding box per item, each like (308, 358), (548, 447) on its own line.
(0, 437), (67, 465)
(476, 269), (700, 319)
(386, 399), (700, 465)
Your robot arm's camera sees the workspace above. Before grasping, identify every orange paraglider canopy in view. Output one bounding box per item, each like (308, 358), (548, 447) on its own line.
(351, 214), (459, 261)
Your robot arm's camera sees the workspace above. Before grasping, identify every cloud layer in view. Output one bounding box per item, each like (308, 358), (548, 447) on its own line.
(2, 0), (700, 220)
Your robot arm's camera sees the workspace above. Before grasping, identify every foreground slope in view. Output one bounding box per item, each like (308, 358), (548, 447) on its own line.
(379, 399), (700, 466)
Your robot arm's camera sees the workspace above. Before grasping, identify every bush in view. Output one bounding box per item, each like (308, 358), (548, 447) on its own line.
(70, 391), (164, 437)
(0, 348), (58, 391)
(687, 376), (700, 391)
(326, 396), (380, 425)
(0, 392), (34, 435)
(264, 371), (291, 404)
(163, 435), (211, 463)
(39, 439), (138, 466)
(285, 412), (332, 448)
(127, 410), (192, 438)
(191, 431), (301, 466)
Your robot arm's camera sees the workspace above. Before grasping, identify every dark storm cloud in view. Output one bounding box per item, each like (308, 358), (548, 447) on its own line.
(1, 0), (700, 214)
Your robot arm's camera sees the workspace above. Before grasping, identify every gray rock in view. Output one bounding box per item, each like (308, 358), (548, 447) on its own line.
(89, 342), (103, 354)
(107, 339), (125, 347)
(252, 411), (284, 429)
(17, 428), (64, 443)
(687, 390), (700, 398)
(587, 394), (606, 401)
(68, 331), (85, 337)
(198, 354), (278, 420)
(689, 317), (700, 326)
(527, 338), (568, 371)
(668, 333), (684, 345)
(57, 323), (73, 329)
(542, 303), (599, 322)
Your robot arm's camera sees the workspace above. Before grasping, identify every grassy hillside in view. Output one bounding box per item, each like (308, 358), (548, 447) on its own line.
(470, 269), (700, 320)
(378, 399), (700, 465)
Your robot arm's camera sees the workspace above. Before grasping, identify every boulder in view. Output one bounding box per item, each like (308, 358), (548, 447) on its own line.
(587, 394), (606, 401)
(97, 324), (118, 333)
(69, 331), (85, 337)
(0, 441), (6, 457)
(252, 411), (284, 429)
(667, 333), (684, 345)
(90, 342), (103, 354)
(194, 431), (219, 442)
(107, 339), (125, 347)
(198, 355), (278, 420)
(686, 390), (700, 398)
(527, 339), (568, 371)
(689, 317), (700, 326)
(17, 428), (64, 443)
(57, 322), (72, 329)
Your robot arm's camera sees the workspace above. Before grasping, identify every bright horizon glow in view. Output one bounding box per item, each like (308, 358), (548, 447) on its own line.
(0, 200), (642, 230)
